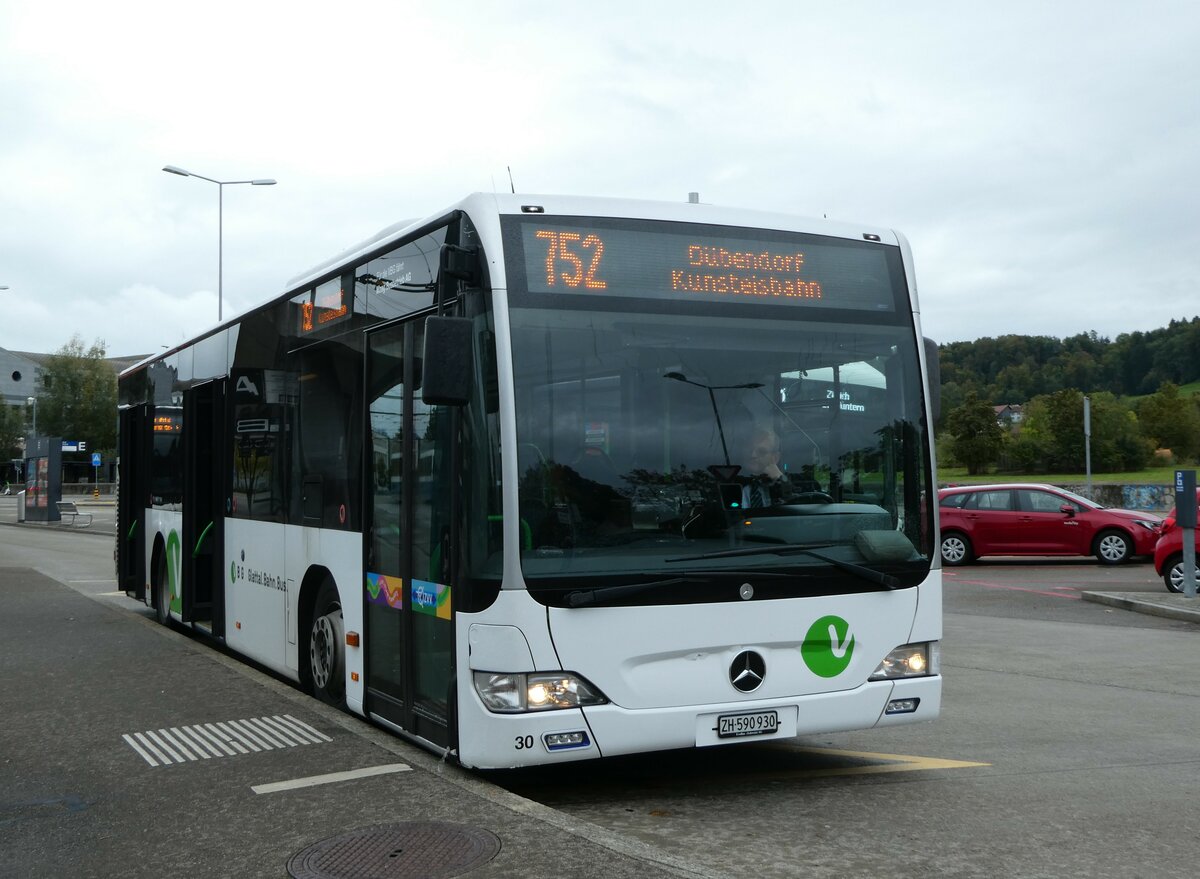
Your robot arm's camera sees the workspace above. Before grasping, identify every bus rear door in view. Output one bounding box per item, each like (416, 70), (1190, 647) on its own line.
(182, 379), (227, 635)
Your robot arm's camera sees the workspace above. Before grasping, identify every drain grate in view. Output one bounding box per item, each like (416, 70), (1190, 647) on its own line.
(287, 822), (501, 879)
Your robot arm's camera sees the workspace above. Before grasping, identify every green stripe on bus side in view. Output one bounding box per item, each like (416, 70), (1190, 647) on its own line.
(193, 521), (214, 558)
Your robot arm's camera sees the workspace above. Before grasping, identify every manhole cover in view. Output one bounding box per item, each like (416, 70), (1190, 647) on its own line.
(287, 821), (501, 879)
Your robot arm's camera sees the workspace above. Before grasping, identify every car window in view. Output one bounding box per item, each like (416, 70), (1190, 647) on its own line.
(940, 493), (969, 508)
(967, 490), (1013, 511)
(1020, 490), (1067, 513)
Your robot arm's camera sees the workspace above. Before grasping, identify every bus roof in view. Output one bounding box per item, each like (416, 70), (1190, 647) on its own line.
(122, 193), (903, 378)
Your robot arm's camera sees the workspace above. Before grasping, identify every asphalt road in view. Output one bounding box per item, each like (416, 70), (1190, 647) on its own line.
(491, 558), (1200, 878)
(3, 505), (1198, 878)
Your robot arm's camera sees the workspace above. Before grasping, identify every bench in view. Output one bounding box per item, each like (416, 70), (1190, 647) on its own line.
(56, 501), (93, 527)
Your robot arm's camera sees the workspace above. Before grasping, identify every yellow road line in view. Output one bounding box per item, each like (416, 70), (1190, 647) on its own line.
(782, 746), (989, 779)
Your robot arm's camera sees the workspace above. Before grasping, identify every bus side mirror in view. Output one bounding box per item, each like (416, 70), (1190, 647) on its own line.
(440, 244), (481, 285)
(421, 317), (473, 407)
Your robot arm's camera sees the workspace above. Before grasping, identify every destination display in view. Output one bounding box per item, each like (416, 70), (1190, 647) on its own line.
(296, 278), (352, 336)
(508, 217), (900, 312)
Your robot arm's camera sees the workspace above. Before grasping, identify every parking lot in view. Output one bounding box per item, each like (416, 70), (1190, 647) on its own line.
(3, 506), (1198, 878)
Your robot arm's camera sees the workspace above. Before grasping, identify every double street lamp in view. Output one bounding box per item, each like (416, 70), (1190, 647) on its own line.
(162, 165), (276, 322)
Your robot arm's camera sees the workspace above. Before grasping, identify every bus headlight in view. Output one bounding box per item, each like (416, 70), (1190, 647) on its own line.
(869, 642), (940, 681)
(473, 671), (608, 713)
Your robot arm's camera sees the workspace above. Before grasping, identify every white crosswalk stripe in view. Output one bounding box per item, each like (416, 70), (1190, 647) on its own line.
(122, 716), (331, 767)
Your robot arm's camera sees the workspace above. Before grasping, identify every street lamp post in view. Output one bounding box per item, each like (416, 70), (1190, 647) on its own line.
(26, 396), (36, 438)
(162, 165), (276, 322)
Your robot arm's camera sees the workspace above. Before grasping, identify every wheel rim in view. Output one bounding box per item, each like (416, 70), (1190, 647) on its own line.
(1168, 562), (1197, 593)
(1098, 534), (1128, 562)
(942, 536), (966, 563)
(309, 610), (344, 690)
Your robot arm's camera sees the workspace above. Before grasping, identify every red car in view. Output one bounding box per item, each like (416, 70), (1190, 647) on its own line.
(938, 483), (1161, 566)
(1153, 488), (1200, 593)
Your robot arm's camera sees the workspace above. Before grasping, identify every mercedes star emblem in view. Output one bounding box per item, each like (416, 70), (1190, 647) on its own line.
(730, 650), (767, 692)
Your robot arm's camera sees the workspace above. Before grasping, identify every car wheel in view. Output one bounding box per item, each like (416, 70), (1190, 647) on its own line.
(940, 532), (972, 566)
(1094, 530), (1132, 565)
(308, 579), (346, 707)
(1162, 555), (1199, 594)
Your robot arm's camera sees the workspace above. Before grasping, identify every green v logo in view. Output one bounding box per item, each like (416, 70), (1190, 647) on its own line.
(802, 615), (855, 677)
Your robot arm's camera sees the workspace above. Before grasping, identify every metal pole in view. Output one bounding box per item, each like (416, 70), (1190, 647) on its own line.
(1083, 395), (1092, 498)
(1176, 470), (1197, 599)
(707, 386), (730, 465)
(218, 182), (224, 322)
(1184, 529), (1197, 599)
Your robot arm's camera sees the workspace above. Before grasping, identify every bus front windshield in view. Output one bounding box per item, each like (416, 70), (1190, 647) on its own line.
(509, 302), (934, 605)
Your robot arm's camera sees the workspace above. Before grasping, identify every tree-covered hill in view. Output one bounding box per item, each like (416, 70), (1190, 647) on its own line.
(936, 317), (1200, 473)
(938, 316), (1200, 413)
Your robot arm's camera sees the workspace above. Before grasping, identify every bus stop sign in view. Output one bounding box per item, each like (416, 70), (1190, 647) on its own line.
(1176, 470), (1197, 529)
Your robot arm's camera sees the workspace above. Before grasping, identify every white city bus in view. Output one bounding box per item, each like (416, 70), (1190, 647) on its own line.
(118, 193), (941, 769)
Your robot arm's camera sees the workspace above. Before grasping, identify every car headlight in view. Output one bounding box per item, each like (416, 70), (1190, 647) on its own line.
(869, 642), (940, 681)
(1133, 520), (1160, 533)
(473, 671), (608, 713)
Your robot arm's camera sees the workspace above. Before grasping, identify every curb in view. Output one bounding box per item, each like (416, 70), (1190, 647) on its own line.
(1080, 591), (1200, 624)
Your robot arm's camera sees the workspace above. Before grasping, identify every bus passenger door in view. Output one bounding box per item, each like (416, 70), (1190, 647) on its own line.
(118, 404), (152, 600)
(182, 380), (227, 634)
(364, 318), (455, 749)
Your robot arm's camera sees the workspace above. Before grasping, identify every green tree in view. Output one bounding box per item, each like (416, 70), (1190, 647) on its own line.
(1, 403), (25, 477)
(35, 336), (117, 451)
(1137, 383), (1200, 462)
(944, 392), (1005, 475)
(1025, 389), (1151, 473)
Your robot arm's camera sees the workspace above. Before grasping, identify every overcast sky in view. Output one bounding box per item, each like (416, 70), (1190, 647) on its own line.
(1, 1), (1197, 357)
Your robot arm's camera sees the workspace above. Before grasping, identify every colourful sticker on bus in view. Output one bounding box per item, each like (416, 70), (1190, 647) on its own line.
(366, 573), (404, 610)
(411, 579), (451, 620)
(166, 529), (182, 614)
(801, 615), (855, 678)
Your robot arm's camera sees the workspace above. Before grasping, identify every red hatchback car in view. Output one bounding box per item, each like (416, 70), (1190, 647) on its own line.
(938, 483), (1161, 566)
(1153, 488), (1200, 593)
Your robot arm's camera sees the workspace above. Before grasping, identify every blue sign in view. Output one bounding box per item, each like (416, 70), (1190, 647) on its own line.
(91, 452), (102, 468)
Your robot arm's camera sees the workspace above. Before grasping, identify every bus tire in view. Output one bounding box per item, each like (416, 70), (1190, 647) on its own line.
(1094, 530), (1132, 565)
(308, 579), (346, 707)
(154, 548), (171, 626)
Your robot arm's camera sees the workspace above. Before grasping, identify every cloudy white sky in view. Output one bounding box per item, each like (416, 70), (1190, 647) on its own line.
(1, 1), (1197, 357)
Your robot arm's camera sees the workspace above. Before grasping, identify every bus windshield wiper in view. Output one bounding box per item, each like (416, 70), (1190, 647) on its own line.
(665, 544), (901, 590)
(563, 570), (793, 608)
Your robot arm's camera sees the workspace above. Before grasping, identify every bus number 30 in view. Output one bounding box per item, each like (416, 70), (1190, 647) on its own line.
(535, 230), (607, 290)
(515, 734), (535, 750)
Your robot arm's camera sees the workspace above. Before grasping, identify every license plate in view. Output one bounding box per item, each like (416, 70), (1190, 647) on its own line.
(716, 709), (779, 738)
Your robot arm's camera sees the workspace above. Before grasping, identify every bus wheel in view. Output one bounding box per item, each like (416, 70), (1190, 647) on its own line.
(309, 580), (345, 706)
(154, 550), (171, 626)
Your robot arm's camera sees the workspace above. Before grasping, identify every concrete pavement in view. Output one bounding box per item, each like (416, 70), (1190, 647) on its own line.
(1, 496), (1195, 877)
(0, 562), (718, 879)
(1079, 589), (1200, 622)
